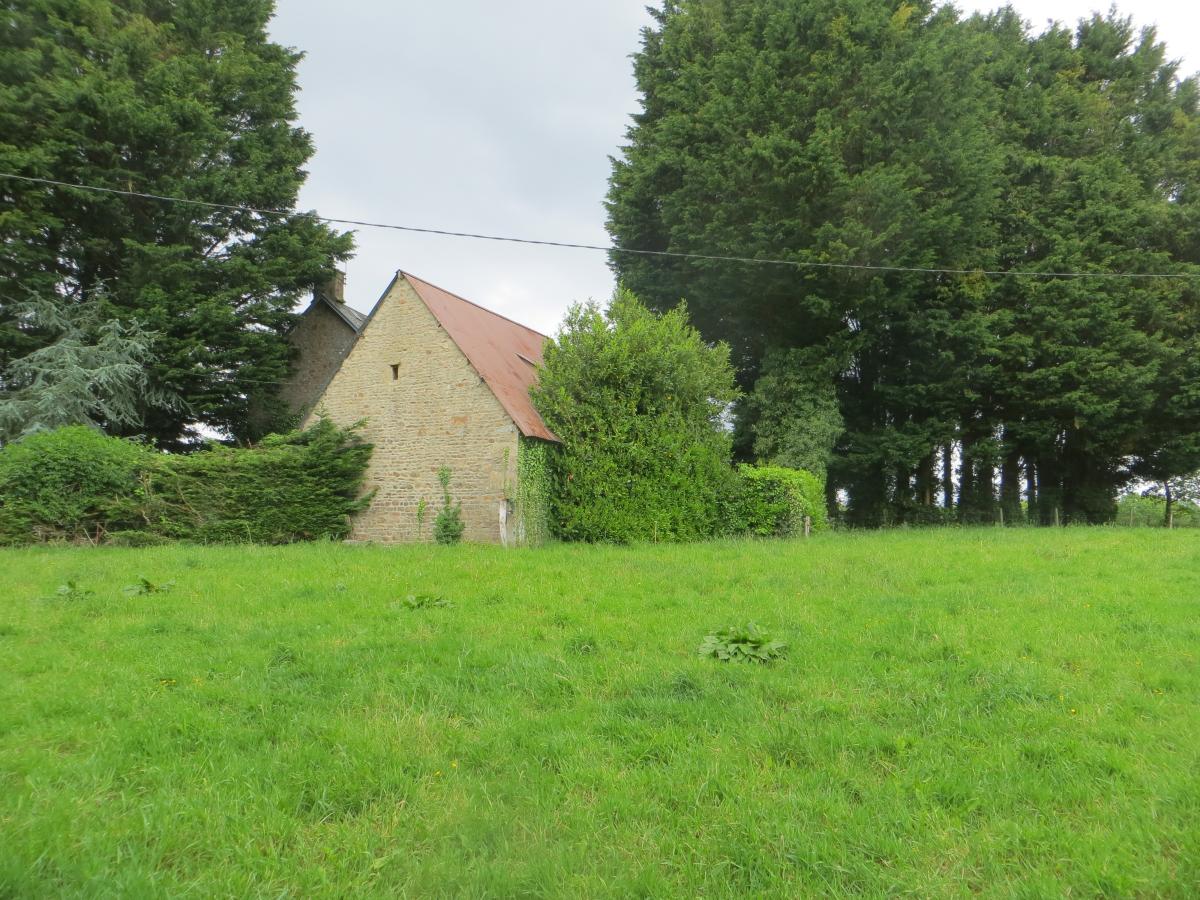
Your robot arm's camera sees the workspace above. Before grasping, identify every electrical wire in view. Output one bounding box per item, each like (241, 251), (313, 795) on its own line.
(1, 171), (1196, 281)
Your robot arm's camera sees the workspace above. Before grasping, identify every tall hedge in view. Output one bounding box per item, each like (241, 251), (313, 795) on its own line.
(0, 418), (372, 545)
(531, 289), (740, 543)
(148, 419), (374, 543)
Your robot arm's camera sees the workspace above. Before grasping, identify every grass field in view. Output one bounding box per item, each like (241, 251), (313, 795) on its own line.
(1, 529), (1198, 897)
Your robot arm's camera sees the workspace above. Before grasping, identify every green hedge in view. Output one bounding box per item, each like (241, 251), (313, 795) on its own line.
(0, 426), (151, 544)
(727, 464), (828, 538)
(0, 419), (372, 545)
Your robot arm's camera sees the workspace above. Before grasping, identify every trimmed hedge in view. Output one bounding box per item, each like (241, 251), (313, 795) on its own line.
(0, 418), (372, 545)
(727, 464), (828, 538)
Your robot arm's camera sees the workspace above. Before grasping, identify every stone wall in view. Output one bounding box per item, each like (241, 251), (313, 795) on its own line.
(280, 300), (359, 419)
(306, 278), (520, 543)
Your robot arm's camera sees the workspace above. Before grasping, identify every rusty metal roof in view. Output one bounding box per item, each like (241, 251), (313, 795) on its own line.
(401, 272), (559, 443)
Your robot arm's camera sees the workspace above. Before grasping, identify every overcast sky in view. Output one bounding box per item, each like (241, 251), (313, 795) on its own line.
(269, 1), (1199, 335)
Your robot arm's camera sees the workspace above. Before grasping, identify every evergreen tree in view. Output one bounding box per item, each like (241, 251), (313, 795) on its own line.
(608, 0), (1200, 525)
(0, 294), (171, 444)
(0, 0), (352, 447)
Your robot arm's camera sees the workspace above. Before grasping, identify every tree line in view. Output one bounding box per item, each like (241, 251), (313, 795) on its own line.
(607, 0), (1200, 525)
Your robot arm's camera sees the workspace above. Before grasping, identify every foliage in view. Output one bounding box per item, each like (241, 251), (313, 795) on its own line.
(515, 437), (553, 546)
(53, 581), (94, 601)
(106, 529), (170, 547)
(1116, 493), (1200, 528)
(698, 622), (787, 664)
(0, 295), (177, 444)
(608, 1), (1200, 527)
(726, 464), (828, 538)
(123, 577), (174, 596)
(0, 425), (151, 544)
(433, 467), (465, 545)
(531, 288), (740, 543)
(1137, 472), (1200, 527)
(415, 498), (429, 540)
(0, 530), (1197, 895)
(737, 347), (844, 481)
(148, 418), (373, 543)
(399, 594), (454, 610)
(0, 418), (372, 545)
(0, 0), (354, 447)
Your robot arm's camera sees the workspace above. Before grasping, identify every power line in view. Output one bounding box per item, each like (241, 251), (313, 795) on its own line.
(1, 171), (1196, 282)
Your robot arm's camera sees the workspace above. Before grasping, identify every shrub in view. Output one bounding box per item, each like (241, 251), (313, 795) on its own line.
(0, 426), (151, 544)
(531, 289), (740, 543)
(432, 467), (465, 545)
(726, 464), (827, 537)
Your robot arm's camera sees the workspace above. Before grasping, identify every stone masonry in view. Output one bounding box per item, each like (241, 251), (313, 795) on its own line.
(304, 277), (520, 543)
(279, 299), (359, 419)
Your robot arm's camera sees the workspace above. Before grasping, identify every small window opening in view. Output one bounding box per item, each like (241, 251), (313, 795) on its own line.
(390, 364), (400, 380)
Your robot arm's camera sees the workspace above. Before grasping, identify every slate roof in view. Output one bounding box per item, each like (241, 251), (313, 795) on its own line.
(400, 272), (558, 443)
(315, 290), (368, 331)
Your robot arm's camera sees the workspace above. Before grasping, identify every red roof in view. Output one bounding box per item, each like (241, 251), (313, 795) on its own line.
(401, 272), (559, 443)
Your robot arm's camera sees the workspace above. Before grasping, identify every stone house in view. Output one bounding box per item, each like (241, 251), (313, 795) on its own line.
(282, 270), (558, 544)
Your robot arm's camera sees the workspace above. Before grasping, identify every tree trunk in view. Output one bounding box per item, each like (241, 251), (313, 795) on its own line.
(1025, 456), (1037, 517)
(916, 453), (936, 508)
(1034, 452), (1061, 526)
(1165, 482), (1174, 530)
(1000, 446), (1022, 526)
(942, 442), (955, 510)
(824, 476), (840, 526)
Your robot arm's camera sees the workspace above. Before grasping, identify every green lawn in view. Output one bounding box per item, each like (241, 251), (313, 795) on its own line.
(1, 530), (1197, 897)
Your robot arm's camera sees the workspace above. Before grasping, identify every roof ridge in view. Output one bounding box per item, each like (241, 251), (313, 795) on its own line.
(399, 271), (550, 340)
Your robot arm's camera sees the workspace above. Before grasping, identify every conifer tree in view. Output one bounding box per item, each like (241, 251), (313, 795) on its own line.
(0, 0), (352, 446)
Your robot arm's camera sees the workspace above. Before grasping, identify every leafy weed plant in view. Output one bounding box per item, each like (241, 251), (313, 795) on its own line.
(400, 594), (454, 610)
(699, 622), (787, 664)
(54, 581), (95, 600)
(123, 577), (175, 596)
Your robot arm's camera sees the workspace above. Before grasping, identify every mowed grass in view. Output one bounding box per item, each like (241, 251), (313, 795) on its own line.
(1, 530), (1198, 897)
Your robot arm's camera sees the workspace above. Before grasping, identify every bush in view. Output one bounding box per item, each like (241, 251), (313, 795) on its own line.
(0, 418), (372, 545)
(0, 426), (151, 544)
(727, 464), (827, 537)
(531, 289), (740, 543)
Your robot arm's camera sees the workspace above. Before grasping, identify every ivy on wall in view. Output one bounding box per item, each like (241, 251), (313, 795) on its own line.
(515, 437), (553, 546)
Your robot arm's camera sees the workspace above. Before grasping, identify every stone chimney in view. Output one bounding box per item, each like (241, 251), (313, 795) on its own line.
(322, 270), (346, 303)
